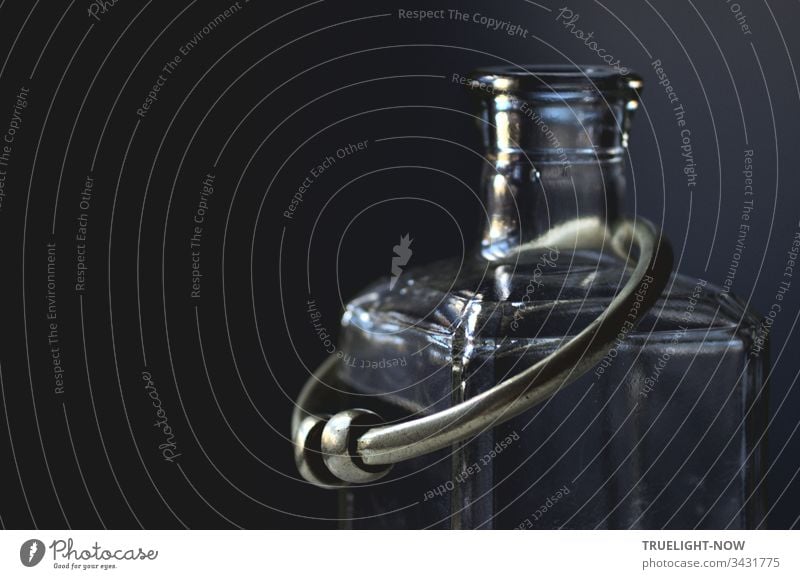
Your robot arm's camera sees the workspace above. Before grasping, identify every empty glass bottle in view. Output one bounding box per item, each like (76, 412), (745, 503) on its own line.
(306, 65), (768, 529)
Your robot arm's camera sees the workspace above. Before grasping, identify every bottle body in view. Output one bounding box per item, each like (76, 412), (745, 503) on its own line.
(336, 247), (767, 529)
(326, 65), (768, 528)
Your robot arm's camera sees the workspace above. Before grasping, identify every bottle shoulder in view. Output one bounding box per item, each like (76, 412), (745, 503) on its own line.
(341, 248), (760, 340)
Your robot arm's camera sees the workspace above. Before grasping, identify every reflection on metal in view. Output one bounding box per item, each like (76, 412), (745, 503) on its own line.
(292, 217), (672, 486)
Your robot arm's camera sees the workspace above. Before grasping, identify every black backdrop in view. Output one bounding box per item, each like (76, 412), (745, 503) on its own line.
(0, 0), (798, 529)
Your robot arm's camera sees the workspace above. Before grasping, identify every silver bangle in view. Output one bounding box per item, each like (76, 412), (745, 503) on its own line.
(292, 218), (673, 487)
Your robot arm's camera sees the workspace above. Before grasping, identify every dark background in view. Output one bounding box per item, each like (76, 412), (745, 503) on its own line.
(0, 0), (798, 528)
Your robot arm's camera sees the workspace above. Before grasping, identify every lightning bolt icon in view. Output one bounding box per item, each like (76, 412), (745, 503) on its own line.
(390, 234), (413, 290)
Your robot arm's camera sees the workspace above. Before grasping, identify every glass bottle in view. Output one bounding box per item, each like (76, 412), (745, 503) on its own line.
(327, 65), (768, 529)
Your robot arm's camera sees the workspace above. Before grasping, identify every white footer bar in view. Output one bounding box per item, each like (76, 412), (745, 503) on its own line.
(1, 530), (797, 578)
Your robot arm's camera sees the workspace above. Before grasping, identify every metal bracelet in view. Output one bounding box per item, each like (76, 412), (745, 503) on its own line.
(292, 218), (673, 487)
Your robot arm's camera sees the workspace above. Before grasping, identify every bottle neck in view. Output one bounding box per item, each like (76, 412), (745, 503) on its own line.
(472, 67), (640, 259)
(480, 153), (625, 259)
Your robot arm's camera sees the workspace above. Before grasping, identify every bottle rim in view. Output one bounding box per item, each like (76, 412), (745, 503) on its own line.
(468, 64), (642, 96)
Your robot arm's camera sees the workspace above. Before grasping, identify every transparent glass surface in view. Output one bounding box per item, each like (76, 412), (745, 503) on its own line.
(330, 66), (768, 529)
(337, 247), (767, 529)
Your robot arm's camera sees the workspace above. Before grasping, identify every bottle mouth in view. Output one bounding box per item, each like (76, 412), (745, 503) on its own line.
(468, 64), (642, 98)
